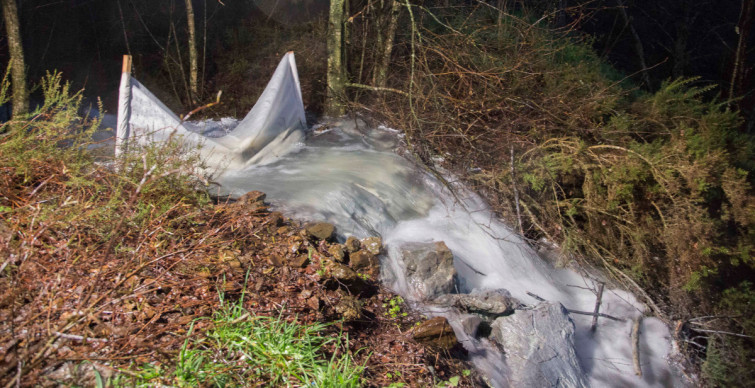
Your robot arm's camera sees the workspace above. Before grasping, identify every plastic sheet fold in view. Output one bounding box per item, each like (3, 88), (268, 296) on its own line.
(116, 52), (306, 173)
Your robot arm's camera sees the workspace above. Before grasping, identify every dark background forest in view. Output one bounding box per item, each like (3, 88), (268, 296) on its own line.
(1, 0), (753, 128)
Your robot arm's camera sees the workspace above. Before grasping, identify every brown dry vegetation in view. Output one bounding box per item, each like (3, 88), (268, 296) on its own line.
(0, 74), (476, 387)
(341, 3), (754, 385)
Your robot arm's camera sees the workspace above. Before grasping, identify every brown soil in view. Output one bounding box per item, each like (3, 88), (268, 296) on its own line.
(0, 178), (478, 387)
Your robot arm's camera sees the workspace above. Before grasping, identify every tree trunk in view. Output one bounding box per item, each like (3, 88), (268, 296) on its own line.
(185, 0), (199, 103)
(326, 0), (347, 116)
(617, 0), (651, 88)
(729, 0), (754, 104)
(373, 0), (399, 88)
(496, 0), (507, 43)
(2, 0), (28, 118)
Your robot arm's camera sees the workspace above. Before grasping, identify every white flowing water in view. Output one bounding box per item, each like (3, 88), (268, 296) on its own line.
(213, 117), (686, 387)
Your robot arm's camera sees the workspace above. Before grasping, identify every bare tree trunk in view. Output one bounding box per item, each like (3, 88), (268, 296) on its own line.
(617, 0), (651, 88)
(496, 0), (507, 42)
(2, 0), (28, 118)
(729, 0), (754, 104)
(671, 20), (690, 78)
(326, 0), (346, 116)
(185, 0), (199, 103)
(373, 0), (400, 88)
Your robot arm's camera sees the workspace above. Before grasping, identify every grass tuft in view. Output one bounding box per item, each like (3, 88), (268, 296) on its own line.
(115, 296), (364, 387)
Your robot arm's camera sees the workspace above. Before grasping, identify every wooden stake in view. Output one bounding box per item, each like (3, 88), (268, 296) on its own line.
(122, 55), (132, 74)
(590, 282), (605, 332)
(632, 316), (643, 377)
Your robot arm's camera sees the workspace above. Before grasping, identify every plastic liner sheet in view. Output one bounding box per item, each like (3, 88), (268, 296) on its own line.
(116, 52), (307, 173)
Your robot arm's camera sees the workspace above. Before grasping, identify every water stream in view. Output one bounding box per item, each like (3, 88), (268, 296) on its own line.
(212, 117), (686, 387)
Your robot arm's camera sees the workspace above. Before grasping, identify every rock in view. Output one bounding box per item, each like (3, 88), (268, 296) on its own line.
(269, 211), (284, 227)
(344, 236), (361, 253)
(325, 260), (367, 294)
(288, 254), (309, 268)
(434, 289), (519, 317)
(328, 244), (346, 263)
(268, 254), (285, 267)
(490, 302), (588, 388)
(413, 316), (458, 350)
(307, 296), (320, 311)
(237, 190), (268, 211)
(361, 236), (382, 255)
(305, 222), (335, 241)
(349, 249), (379, 275)
(238, 190), (266, 204)
(46, 362), (114, 386)
(335, 295), (363, 321)
(460, 315), (483, 337)
(399, 241), (456, 300)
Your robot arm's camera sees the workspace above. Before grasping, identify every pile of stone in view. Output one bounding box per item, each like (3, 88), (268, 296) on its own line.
(395, 240), (589, 387)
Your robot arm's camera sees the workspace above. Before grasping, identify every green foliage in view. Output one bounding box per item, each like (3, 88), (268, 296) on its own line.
(114, 298), (364, 387)
(702, 282), (755, 387)
(364, 4), (754, 382)
(382, 296), (407, 319)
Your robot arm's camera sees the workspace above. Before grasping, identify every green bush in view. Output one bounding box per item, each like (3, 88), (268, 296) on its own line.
(361, 4), (754, 383)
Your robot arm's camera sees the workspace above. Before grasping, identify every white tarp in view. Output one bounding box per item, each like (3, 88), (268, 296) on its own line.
(116, 52), (307, 173)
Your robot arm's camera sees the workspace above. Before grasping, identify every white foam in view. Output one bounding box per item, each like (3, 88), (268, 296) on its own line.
(217, 119), (687, 387)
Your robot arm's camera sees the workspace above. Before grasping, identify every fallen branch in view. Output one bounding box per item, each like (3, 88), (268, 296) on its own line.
(510, 144), (524, 236)
(590, 283), (605, 332)
(527, 291), (623, 322)
(181, 90), (222, 122)
(632, 316), (642, 376)
(345, 82), (409, 96)
(53, 332), (108, 343)
(691, 328), (754, 339)
(567, 309), (624, 322)
(526, 291), (545, 301)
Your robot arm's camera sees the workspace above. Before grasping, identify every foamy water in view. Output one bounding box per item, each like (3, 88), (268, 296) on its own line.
(212, 117), (685, 387)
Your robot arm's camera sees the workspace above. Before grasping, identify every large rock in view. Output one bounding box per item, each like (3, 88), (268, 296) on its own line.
(305, 222), (335, 241)
(328, 244), (346, 263)
(490, 302), (588, 388)
(360, 236), (382, 255)
(413, 316), (458, 350)
(335, 295), (363, 321)
(324, 260), (367, 294)
(434, 289), (520, 317)
(344, 236), (361, 252)
(400, 241), (456, 300)
(349, 249), (379, 275)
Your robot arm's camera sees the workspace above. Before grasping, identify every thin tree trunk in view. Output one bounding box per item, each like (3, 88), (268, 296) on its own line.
(496, 0), (507, 43)
(374, 0), (400, 88)
(185, 0), (199, 103)
(729, 0), (754, 104)
(326, 0), (347, 116)
(617, 0), (651, 88)
(2, 0), (28, 118)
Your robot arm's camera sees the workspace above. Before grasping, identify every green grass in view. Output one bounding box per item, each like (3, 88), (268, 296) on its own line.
(113, 296), (364, 387)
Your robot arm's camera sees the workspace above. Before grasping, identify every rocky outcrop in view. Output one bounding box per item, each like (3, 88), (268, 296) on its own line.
(399, 241), (456, 300)
(490, 302), (588, 388)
